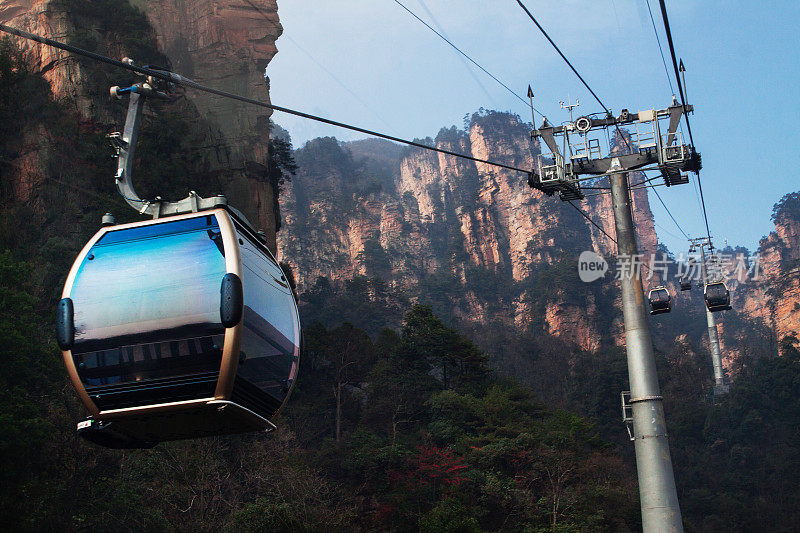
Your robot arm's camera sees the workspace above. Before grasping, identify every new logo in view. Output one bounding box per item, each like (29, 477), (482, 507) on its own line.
(578, 251), (608, 282)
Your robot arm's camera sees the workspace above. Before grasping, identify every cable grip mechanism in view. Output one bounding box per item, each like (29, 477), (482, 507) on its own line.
(108, 58), (227, 219)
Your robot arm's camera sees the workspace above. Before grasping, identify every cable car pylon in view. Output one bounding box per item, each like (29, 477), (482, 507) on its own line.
(56, 61), (302, 448)
(529, 99), (698, 531)
(688, 237), (730, 396)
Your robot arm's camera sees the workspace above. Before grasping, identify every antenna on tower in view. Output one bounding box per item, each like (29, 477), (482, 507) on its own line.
(560, 95), (579, 122)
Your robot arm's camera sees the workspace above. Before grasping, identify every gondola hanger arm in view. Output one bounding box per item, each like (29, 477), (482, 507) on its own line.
(108, 62), (228, 219)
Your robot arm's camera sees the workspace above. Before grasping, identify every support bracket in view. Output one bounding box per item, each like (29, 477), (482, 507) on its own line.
(109, 69), (229, 219)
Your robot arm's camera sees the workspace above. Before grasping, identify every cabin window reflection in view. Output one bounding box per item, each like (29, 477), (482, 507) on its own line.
(69, 215), (227, 388)
(75, 335), (225, 387)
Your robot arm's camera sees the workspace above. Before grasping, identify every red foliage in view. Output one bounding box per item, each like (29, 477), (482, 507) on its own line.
(387, 445), (468, 493)
(377, 446), (470, 523)
(410, 445), (468, 486)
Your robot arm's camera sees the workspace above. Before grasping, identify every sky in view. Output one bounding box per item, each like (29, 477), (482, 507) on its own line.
(265, 0), (800, 255)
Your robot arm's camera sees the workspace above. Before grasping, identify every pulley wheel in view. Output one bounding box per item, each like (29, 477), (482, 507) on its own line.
(575, 116), (592, 134)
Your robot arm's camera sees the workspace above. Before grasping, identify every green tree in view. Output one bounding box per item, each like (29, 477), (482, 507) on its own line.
(779, 333), (799, 357)
(399, 305), (489, 392)
(268, 136), (298, 231)
(0, 251), (58, 527)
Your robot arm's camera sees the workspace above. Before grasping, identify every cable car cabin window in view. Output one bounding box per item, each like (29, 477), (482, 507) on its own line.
(69, 215), (227, 394)
(235, 229), (300, 413)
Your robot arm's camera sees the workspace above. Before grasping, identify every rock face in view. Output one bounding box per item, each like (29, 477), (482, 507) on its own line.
(277, 110), (800, 362)
(762, 213), (800, 340)
(278, 112), (658, 351)
(277, 108), (800, 364)
(1, 0), (282, 248)
(735, 194), (800, 347)
(695, 193), (800, 372)
(130, 0), (283, 244)
(0, 1), (89, 110)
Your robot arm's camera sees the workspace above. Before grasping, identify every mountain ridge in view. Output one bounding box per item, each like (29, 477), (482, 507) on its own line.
(277, 112), (799, 372)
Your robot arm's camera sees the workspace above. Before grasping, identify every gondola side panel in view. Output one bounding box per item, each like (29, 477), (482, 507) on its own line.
(233, 226), (301, 420)
(62, 229), (108, 416)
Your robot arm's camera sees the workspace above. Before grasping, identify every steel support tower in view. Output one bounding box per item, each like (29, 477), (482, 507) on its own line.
(689, 237), (728, 395)
(529, 100), (701, 532)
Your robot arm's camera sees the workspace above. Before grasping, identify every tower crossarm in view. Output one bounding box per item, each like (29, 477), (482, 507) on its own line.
(531, 103), (693, 138)
(529, 101), (700, 199)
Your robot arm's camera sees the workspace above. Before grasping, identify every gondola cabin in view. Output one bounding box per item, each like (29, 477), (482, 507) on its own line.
(705, 281), (732, 312)
(648, 286), (671, 315)
(57, 208), (300, 448)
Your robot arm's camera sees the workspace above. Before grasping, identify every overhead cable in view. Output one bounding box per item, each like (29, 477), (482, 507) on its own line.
(644, 0), (675, 96)
(393, 0), (547, 117)
(515, 1), (693, 243)
(566, 200), (617, 246)
(652, 188), (690, 239)
(242, 0), (397, 132)
(638, 171), (690, 238)
(515, 0), (612, 116)
(657, 0), (712, 243)
(0, 23), (529, 175)
(515, 1), (637, 156)
(401, 0), (503, 108)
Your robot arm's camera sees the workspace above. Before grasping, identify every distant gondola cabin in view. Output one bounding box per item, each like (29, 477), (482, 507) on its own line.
(705, 281), (732, 312)
(57, 209), (300, 448)
(648, 286), (671, 315)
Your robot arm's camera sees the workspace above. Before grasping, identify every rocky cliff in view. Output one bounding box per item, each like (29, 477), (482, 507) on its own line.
(0, 0), (282, 247)
(277, 111), (658, 351)
(734, 193), (800, 347)
(4, 1), (795, 364)
(129, 0), (282, 243)
(277, 110), (800, 363)
(1, 0), (92, 111)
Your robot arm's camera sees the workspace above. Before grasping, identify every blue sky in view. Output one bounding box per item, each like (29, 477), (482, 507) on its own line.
(267, 1), (799, 254)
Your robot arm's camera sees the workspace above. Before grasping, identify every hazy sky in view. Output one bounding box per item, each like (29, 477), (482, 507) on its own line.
(266, 1), (799, 254)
